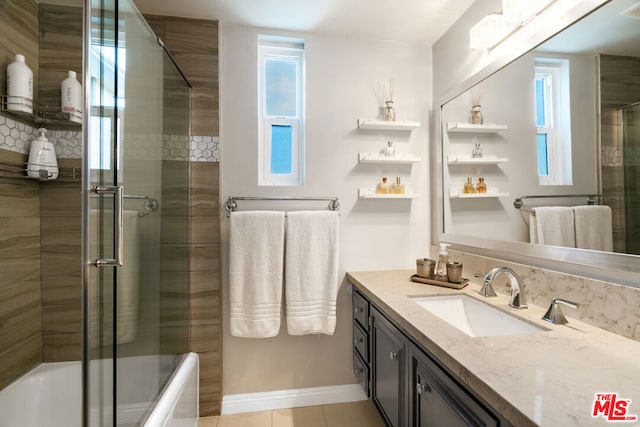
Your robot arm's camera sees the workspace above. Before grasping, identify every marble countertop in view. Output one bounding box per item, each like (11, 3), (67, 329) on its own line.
(347, 269), (640, 427)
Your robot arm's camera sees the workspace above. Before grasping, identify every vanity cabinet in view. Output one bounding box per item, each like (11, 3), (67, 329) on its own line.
(410, 347), (498, 427)
(371, 306), (408, 427)
(352, 288), (505, 427)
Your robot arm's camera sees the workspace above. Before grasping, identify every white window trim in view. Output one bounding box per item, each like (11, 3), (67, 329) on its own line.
(535, 58), (572, 186)
(258, 40), (305, 186)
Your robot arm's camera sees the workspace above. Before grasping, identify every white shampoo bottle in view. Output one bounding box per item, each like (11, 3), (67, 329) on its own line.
(61, 70), (82, 122)
(6, 54), (34, 114)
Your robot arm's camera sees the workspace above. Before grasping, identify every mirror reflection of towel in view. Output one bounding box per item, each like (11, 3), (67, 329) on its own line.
(530, 207), (576, 248)
(573, 205), (613, 251)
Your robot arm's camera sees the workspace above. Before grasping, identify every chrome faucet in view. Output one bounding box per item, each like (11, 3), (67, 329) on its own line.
(478, 267), (527, 309)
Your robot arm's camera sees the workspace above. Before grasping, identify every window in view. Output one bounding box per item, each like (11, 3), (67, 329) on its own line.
(258, 37), (305, 186)
(534, 58), (572, 185)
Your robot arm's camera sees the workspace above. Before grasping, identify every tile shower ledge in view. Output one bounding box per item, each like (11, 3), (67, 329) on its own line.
(346, 269), (640, 427)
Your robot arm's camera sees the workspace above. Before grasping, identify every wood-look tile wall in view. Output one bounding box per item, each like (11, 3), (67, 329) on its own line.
(0, 0), (39, 108)
(144, 15), (219, 136)
(0, 148), (42, 390)
(600, 54), (640, 254)
(189, 162), (221, 416)
(40, 158), (82, 362)
(38, 4), (83, 112)
(145, 14), (222, 416)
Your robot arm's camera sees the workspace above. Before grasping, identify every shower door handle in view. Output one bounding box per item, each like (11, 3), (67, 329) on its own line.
(92, 185), (124, 268)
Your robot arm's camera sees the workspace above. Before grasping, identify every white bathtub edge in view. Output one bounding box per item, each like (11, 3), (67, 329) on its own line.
(221, 384), (367, 415)
(143, 352), (199, 427)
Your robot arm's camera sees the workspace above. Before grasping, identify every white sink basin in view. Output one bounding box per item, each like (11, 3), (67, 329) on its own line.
(411, 294), (547, 337)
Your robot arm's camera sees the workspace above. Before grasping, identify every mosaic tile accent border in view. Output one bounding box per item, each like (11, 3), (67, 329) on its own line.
(602, 146), (640, 167)
(1, 115), (220, 163)
(0, 114), (82, 159)
(190, 135), (219, 162)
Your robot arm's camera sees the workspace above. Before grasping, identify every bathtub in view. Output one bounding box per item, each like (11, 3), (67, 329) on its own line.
(0, 353), (199, 427)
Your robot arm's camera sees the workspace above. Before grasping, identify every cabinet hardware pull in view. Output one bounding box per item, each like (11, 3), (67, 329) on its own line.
(354, 337), (363, 345)
(354, 307), (360, 314)
(389, 352), (398, 360)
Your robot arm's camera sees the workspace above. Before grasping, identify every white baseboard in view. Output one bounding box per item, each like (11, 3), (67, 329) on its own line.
(221, 384), (368, 415)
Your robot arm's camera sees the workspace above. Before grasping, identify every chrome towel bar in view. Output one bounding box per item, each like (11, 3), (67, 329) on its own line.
(225, 196), (340, 217)
(513, 194), (601, 210)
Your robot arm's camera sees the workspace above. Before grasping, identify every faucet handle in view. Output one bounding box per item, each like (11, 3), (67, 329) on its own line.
(542, 298), (579, 325)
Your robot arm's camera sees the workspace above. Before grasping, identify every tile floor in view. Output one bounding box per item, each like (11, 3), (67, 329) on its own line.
(198, 400), (386, 427)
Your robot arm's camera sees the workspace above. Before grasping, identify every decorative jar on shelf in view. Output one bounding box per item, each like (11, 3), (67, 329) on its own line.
(384, 101), (396, 121)
(470, 104), (483, 124)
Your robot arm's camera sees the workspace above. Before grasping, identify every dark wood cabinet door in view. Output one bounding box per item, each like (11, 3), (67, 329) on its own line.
(412, 350), (498, 427)
(371, 307), (406, 427)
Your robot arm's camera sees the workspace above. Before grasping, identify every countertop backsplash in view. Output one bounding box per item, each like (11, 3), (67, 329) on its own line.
(430, 246), (640, 342)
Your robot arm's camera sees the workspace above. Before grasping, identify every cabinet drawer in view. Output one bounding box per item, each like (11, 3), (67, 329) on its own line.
(353, 320), (369, 362)
(353, 290), (369, 329)
(353, 350), (369, 396)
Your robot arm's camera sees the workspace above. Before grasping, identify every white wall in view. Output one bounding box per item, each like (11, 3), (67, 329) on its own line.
(441, 51), (598, 243)
(219, 23), (431, 395)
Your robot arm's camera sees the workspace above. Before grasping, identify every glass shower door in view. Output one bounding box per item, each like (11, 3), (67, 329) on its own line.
(83, 0), (191, 425)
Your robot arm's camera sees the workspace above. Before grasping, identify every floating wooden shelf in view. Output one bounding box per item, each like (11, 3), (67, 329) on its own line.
(447, 155), (508, 165)
(359, 153), (421, 164)
(357, 119), (420, 131)
(446, 122), (508, 133)
(359, 188), (416, 199)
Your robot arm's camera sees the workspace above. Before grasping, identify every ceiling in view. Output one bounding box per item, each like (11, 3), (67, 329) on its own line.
(537, 0), (640, 56)
(132, 0), (476, 46)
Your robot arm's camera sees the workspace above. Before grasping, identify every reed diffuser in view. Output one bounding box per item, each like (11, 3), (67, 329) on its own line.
(379, 79), (396, 121)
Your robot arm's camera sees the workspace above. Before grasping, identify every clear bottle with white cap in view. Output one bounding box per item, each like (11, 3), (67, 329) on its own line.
(434, 243), (451, 281)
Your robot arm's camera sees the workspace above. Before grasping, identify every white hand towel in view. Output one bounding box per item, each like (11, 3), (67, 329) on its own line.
(229, 211), (285, 338)
(285, 211), (339, 335)
(529, 212), (538, 244)
(573, 205), (613, 251)
(531, 206), (576, 248)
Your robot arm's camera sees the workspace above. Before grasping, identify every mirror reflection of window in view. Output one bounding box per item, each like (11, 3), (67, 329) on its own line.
(534, 58), (572, 185)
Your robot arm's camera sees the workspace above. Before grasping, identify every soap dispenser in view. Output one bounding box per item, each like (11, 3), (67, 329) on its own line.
(434, 243), (451, 281)
(27, 128), (58, 180)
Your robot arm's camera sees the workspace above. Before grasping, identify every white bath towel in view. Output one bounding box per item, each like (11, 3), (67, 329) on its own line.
(530, 206), (576, 248)
(573, 205), (613, 252)
(285, 211), (340, 335)
(229, 211), (285, 338)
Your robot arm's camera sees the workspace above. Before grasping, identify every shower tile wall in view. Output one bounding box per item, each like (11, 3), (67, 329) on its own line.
(0, 0), (42, 391)
(145, 14), (222, 416)
(600, 54), (640, 253)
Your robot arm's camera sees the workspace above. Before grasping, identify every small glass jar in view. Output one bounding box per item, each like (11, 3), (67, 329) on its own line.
(470, 105), (483, 124)
(384, 101), (396, 121)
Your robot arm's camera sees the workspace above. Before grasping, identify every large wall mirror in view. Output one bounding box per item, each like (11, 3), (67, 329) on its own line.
(438, 0), (640, 285)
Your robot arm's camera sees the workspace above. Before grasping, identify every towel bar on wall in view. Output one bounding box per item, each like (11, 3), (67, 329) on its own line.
(513, 194), (601, 210)
(225, 196), (340, 217)
(124, 194), (159, 217)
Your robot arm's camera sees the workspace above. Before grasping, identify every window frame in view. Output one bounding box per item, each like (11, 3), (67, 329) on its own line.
(258, 39), (305, 186)
(534, 58), (572, 186)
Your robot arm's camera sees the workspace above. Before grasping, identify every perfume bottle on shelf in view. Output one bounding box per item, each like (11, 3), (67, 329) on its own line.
(472, 143), (483, 158)
(384, 141), (396, 157)
(463, 177), (476, 194)
(476, 177), (487, 193)
(391, 176), (405, 194)
(376, 177), (391, 194)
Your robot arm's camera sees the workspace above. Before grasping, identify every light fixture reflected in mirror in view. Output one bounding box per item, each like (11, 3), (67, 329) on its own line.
(469, 0), (557, 50)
